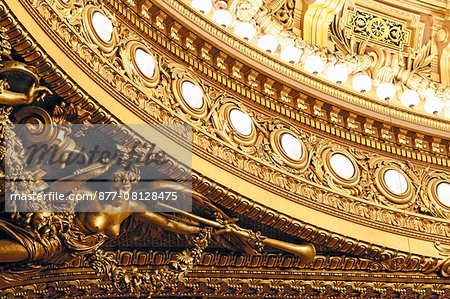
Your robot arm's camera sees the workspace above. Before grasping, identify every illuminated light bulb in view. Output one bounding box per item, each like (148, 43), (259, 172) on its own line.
(400, 89), (420, 109)
(325, 65), (348, 84)
(257, 35), (278, 54)
(424, 96), (444, 115)
(212, 9), (233, 28)
(191, 0), (212, 14)
(304, 55), (325, 75)
(376, 82), (396, 101)
(352, 74), (372, 93)
(234, 22), (256, 41)
(280, 46), (301, 64)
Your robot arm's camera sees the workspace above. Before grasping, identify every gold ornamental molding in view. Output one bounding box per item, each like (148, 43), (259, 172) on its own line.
(1, 250), (449, 298)
(95, 1), (450, 164)
(2, 0), (450, 284)
(341, 0), (425, 53)
(100, 0), (450, 161)
(141, 0), (450, 135)
(302, 0), (346, 47)
(5, 0), (450, 244)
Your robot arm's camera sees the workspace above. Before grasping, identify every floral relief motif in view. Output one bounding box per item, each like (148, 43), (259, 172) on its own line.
(349, 10), (409, 49)
(18, 0), (450, 240)
(0, 2), (449, 293)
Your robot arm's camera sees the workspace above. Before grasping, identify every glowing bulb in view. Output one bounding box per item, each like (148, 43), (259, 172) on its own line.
(325, 65), (348, 84)
(234, 22), (255, 41)
(352, 74), (372, 93)
(280, 46), (301, 64)
(376, 83), (396, 101)
(191, 0), (212, 14)
(212, 9), (232, 28)
(400, 90), (420, 109)
(257, 35), (278, 53)
(424, 96), (444, 115)
(304, 55), (325, 75)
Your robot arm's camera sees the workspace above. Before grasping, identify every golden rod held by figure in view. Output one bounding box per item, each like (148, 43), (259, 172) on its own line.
(155, 201), (316, 265)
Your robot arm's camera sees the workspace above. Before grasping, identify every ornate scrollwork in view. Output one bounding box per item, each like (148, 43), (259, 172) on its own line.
(419, 171), (450, 219)
(228, 0), (263, 22)
(332, 12), (448, 104)
(363, 158), (416, 209)
(348, 8), (410, 50)
(81, 5), (118, 53)
(90, 228), (213, 296)
(0, 101), (316, 286)
(22, 0), (449, 222)
(120, 41), (160, 88)
(3, 1), (449, 281)
(271, 0), (295, 27)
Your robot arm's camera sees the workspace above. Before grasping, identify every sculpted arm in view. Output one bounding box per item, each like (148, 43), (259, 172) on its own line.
(0, 82), (51, 105)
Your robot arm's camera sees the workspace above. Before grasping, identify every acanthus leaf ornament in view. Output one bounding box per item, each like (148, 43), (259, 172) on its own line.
(228, 0), (263, 22)
(1, 2), (450, 291)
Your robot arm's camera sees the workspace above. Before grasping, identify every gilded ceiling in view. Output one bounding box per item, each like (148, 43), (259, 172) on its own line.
(169, 0), (449, 121)
(0, 0), (449, 297)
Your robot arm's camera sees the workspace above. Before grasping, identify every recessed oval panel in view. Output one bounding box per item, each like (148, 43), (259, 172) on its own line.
(383, 169), (408, 195)
(181, 81), (204, 109)
(436, 182), (450, 207)
(329, 153), (355, 179)
(280, 133), (303, 160)
(229, 109), (252, 136)
(92, 11), (113, 42)
(134, 48), (156, 78)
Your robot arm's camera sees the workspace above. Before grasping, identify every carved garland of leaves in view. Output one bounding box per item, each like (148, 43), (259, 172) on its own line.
(90, 228), (213, 297)
(331, 14), (445, 97)
(31, 0), (450, 222)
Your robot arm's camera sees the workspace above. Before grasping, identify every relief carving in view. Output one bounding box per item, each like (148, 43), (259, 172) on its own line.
(0, 73), (315, 290)
(0, 1), (448, 288)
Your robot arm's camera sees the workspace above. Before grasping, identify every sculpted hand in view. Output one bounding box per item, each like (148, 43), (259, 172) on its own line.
(26, 83), (52, 104)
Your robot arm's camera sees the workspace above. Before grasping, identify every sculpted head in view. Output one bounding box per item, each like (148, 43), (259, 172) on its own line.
(110, 168), (140, 197)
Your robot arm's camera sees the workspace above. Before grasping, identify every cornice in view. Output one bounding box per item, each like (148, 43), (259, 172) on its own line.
(106, 0), (450, 166)
(0, 251), (448, 298)
(137, 0), (450, 136)
(4, 0), (450, 261)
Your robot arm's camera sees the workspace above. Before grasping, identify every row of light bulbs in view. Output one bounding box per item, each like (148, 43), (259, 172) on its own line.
(190, 0), (445, 115)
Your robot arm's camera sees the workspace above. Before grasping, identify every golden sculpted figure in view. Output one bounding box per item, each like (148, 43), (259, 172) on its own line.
(0, 108), (315, 274)
(0, 61), (51, 106)
(0, 78), (51, 106)
(0, 28), (314, 286)
(0, 28), (50, 107)
(0, 159), (315, 265)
